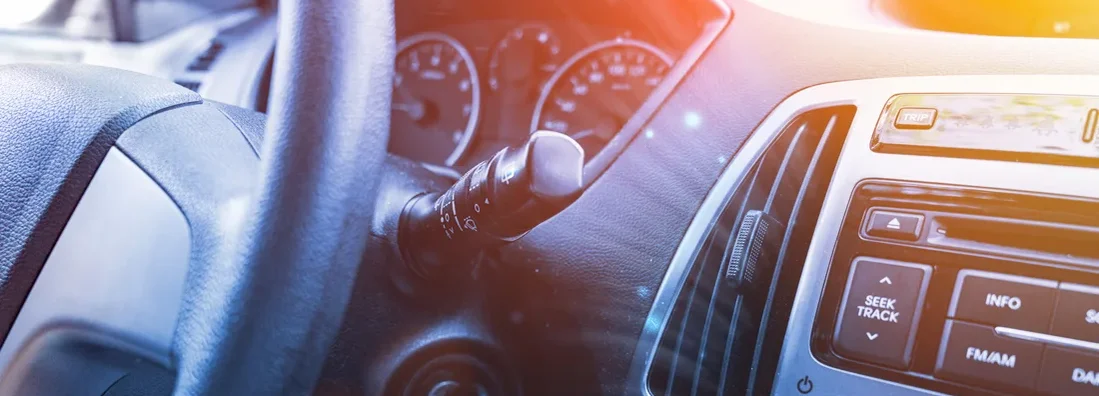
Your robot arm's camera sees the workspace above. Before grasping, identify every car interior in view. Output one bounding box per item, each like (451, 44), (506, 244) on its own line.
(3, 0), (1099, 395)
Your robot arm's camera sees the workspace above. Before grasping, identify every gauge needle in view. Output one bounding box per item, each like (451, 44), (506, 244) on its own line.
(570, 128), (596, 141)
(393, 100), (427, 122)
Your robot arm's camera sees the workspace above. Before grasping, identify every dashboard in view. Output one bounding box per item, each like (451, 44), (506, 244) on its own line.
(14, 0), (1099, 395)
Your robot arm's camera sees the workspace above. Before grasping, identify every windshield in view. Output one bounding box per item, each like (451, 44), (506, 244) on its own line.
(0, 0), (255, 42)
(0, 0), (114, 40)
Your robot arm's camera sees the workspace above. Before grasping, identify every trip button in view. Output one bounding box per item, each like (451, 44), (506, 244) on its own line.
(935, 320), (1043, 392)
(894, 107), (937, 130)
(1050, 283), (1099, 343)
(833, 258), (931, 369)
(863, 209), (923, 241)
(948, 270), (1056, 332)
(1037, 346), (1099, 395)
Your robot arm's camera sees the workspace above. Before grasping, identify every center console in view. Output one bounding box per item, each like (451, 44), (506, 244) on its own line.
(631, 75), (1099, 395)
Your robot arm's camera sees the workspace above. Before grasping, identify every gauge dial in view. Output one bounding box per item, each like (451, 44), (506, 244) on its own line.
(488, 24), (562, 95)
(391, 33), (480, 166)
(531, 39), (672, 161)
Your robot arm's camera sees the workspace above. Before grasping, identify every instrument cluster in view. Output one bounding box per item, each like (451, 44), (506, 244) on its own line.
(389, 20), (678, 167)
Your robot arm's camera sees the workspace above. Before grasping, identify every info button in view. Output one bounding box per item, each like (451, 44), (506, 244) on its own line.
(833, 258), (931, 369)
(948, 270), (1056, 332)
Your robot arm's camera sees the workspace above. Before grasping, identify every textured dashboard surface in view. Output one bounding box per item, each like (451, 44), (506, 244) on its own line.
(0, 64), (199, 346)
(497, 0), (1099, 393)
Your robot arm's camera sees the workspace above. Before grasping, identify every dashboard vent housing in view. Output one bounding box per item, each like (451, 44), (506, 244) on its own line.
(172, 39), (225, 94)
(186, 40), (225, 72)
(646, 106), (856, 396)
(173, 80), (202, 92)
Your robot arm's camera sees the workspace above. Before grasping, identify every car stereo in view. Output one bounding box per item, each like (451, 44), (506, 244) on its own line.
(812, 180), (1099, 395)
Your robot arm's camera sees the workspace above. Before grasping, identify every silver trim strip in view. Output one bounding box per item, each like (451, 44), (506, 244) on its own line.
(631, 74), (1099, 395)
(995, 327), (1099, 354)
(1060, 282), (1099, 295)
(395, 32), (482, 167)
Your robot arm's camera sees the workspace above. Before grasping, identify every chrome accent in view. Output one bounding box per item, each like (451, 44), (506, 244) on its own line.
(0, 148), (191, 375)
(996, 327), (1099, 354)
(632, 75), (1099, 395)
(1060, 282), (1099, 295)
(395, 32), (482, 167)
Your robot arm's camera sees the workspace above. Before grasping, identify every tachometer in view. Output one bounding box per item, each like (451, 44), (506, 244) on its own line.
(391, 32), (480, 166)
(531, 39), (672, 161)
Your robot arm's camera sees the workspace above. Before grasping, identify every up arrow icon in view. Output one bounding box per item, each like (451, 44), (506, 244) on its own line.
(886, 217), (902, 230)
(879, 277), (892, 285)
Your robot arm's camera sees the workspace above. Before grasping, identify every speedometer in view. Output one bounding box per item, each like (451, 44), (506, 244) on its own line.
(391, 33), (480, 166)
(531, 39), (672, 161)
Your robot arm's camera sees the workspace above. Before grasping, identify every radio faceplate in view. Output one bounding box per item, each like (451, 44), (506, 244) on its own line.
(814, 180), (1099, 395)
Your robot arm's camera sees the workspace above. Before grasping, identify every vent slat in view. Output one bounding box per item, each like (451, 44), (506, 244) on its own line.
(187, 40), (225, 72)
(174, 80), (201, 92)
(648, 106), (857, 396)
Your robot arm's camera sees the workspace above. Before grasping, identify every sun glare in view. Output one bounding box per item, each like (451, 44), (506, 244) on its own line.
(0, 0), (55, 27)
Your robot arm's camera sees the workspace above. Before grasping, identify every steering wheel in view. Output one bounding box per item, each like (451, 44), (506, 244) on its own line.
(0, 0), (395, 394)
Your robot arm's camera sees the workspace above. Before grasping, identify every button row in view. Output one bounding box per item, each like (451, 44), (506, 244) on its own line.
(936, 320), (1099, 395)
(949, 270), (1099, 343)
(939, 269), (1099, 394)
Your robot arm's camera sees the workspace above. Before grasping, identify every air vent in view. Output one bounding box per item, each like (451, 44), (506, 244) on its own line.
(171, 39), (225, 94)
(186, 40), (225, 72)
(646, 106), (856, 396)
(174, 80), (202, 92)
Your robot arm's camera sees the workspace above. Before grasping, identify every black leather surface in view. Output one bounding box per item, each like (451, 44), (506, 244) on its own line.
(0, 64), (199, 347)
(167, 0), (395, 393)
(207, 101), (267, 155)
(495, 0), (1099, 393)
(114, 100), (263, 395)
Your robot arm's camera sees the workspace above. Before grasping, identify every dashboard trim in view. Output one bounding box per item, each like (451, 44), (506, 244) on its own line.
(579, 0), (732, 187)
(630, 75), (1099, 396)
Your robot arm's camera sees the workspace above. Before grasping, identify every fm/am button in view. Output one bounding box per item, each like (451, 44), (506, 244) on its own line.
(935, 320), (1043, 392)
(833, 258), (932, 369)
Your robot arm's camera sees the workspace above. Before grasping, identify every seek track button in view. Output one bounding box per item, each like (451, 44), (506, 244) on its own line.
(833, 258), (931, 369)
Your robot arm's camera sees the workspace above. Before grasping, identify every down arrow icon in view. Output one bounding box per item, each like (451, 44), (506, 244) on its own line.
(866, 332), (879, 340)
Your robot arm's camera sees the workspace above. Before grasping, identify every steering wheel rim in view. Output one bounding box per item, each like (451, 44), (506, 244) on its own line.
(172, 0), (394, 394)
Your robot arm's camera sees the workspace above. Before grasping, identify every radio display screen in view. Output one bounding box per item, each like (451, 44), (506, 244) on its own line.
(873, 94), (1099, 166)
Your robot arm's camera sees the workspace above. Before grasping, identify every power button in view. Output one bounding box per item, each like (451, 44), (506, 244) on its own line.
(796, 376), (813, 394)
